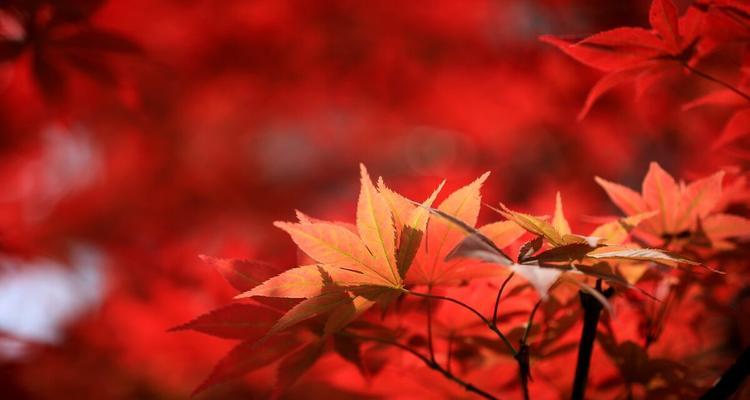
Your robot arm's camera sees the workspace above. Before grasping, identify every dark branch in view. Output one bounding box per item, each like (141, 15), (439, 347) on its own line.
(493, 272), (516, 327)
(571, 280), (614, 400)
(700, 346), (750, 400)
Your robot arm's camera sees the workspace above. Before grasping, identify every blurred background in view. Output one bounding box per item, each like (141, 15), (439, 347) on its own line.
(0, 0), (746, 398)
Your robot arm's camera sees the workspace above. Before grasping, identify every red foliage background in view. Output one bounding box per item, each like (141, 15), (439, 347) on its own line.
(0, 0), (748, 398)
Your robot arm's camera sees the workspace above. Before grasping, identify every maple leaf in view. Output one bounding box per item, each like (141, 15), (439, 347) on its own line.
(183, 165), (459, 394)
(378, 178), (444, 278)
(405, 172), (526, 286)
(274, 340), (327, 395)
(712, 108), (750, 151)
(695, 0), (750, 52)
(681, 69), (750, 152)
(198, 255), (286, 293)
(590, 211), (661, 246)
(236, 164), (444, 338)
(168, 302), (282, 340)
(540, 0), (707, 119)
(596, 161), (750, 249)
(445, 191), (699, 301)
(192, 334), (304, 396)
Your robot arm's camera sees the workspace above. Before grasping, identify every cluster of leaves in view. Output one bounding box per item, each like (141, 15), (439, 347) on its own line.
(2, 0), (750, 398)
(0, 0), (140, 100)
(174, 159), (750, 397)
(542, 0), (750, 151)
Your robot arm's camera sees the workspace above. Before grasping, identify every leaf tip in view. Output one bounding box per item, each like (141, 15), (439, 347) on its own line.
(166, 323), (187, 333)
(359, 163), (370, 180)
(234, 291), (254, 299)
(477, 171), (491, 185)
(273, 220), (292, 230)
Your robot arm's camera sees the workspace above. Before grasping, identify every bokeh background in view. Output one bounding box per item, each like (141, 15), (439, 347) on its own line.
(0, 0), (746, 398)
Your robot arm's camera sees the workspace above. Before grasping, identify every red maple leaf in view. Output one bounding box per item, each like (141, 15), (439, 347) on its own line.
(540, 0), (706, 120)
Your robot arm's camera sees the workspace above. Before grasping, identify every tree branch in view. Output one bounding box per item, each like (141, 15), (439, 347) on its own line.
(426, 286), (437, 363)
(516, 299), (542, 400)
(571, 280), (614, 400)
(522, 299), (543, 345)
(493, 272), (516, 328)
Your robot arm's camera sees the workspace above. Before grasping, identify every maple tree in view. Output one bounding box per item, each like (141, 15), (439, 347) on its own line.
(2, 0), (750, 398)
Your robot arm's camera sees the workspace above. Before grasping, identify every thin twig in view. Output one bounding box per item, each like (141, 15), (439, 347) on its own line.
(447, 332), (455, 374)
(405, 289), (518, 356)
(493, 272), (516, 327)
(515, 299), (542, 400)
(522, 299), (543, 345)
(343, 332), (500, 400)
(682, 62), (750, 103)
(426, 286), (437, 363)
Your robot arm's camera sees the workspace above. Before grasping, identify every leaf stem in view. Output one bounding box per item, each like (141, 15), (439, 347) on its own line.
(681, 62), (750, 103)
(405, 289), (518, 356)
(515, 299), (542, 400)
(426, 286), (437, 363)
(342, 332), (499, 400)
(492, 272), (516, 328)
(522, 299), (543, 345)
(447, 332), (455, 374)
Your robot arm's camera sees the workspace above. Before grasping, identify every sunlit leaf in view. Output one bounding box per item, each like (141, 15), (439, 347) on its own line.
(595, 176), (648, 218)
(237, 264), (385, 299)
(410, 172), (491, 284)
(494, 203), (562, 246)
(479, 220), (526, 249)
(273, 222), (393, 286)
(396, 181), (444, 278)
(586, 247), (700, 266)
(553, 192), (572, 236)
(590, 211), (659, 245)
(357, 165), (400, 285)
(642, 162), (680, 234)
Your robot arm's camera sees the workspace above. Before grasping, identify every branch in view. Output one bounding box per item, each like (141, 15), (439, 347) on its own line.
(517, 299), (542, 400)
(699, 346), (750, 400)
(571, 280), (614, 400)
(447, 332), (455, 374)
(343, 332), (500, 400)
(522, 299), (543, 345)
(426, 287), (437, 363)
(493, 272), (516, 327)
